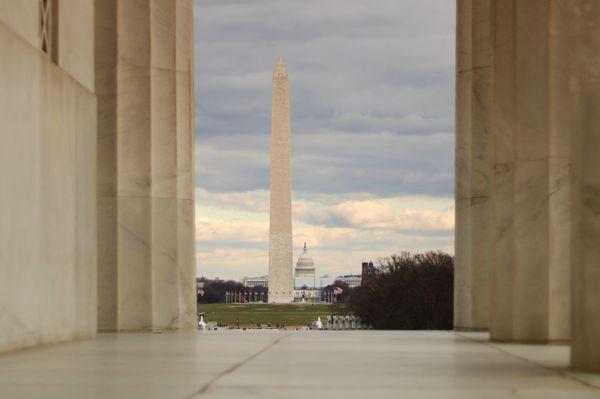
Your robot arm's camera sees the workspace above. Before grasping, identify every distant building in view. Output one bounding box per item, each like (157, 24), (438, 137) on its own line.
(361, 261), (375, 285)
(335, 274), (362, 289)
(243, 275), (268, 288)
(319, 274), (335, 288)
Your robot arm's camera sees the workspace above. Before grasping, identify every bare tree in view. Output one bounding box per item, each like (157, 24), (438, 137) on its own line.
(348, 251), (453, 330)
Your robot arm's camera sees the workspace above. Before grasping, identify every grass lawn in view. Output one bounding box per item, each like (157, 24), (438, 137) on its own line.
(197, 303), (336, 327)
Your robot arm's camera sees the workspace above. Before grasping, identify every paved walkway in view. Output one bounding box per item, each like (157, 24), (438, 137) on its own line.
(0, 331), (599, 398)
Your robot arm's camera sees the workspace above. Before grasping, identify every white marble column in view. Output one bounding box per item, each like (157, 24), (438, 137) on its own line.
(565, 0), (600, 372)
(150, 0), (180, 329)
(115, 0), (154, 331)
(454, 0), (492, 330)
(489, 0), (515, 340)
(96, 0), (119, 330)
(511, 0), (553, 341)
(149, 0), (197, 330)
(174, 0), (197, 329)
(547, 0), (572, 343)
(96, 0), (195, 331)
(487, 0), (570, 342)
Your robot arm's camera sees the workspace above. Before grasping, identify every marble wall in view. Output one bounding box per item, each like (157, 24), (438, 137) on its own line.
(0, 2), (96, 352)
(0, 0), (195, 352)
(96, 0), (196, 332)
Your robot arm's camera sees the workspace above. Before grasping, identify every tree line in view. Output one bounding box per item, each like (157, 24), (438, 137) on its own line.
(347, 251), (453, 330)
(196, 278), (267, 304)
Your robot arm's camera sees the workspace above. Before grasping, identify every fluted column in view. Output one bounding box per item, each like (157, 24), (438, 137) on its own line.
(95, 0), (195, 331)
(456, 0), (572, 340)
(150, 0), (178, 329)
(96, 0), (119, 331)
(565, 0), (600, 372)
(175, 0), (197, 331)
(487, 0), (570, 342)
(454, 0), (492, 330)
(150, 0), (196, 330)
(115, 0), (153, 331)
(489, 0), (515, 339)
(547, 0), (572, 343)
(511, 0), (553, 341)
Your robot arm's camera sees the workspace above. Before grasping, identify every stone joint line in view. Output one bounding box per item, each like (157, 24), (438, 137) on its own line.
(455, 333), (600, 392)
(184, 333), (292, 398)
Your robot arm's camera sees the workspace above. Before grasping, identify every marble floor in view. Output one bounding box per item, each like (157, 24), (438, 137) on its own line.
(0, 331), (599, 398)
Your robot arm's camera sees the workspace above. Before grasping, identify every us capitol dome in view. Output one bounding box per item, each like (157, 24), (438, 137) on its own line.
(295, 243), (315, 278)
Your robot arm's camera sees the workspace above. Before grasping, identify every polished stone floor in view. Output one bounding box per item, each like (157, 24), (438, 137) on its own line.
(0, 331), (599, 398)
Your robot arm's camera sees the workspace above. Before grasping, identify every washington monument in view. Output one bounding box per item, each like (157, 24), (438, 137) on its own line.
(268, 56), (294, 303)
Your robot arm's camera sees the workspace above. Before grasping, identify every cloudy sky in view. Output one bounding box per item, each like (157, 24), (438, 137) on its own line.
(194, 0), (456, 280)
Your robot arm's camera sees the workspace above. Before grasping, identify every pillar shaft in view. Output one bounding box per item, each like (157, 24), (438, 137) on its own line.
(511, 0), (552, 341)
(487, 0), (570, 342)
(489, 0), (515, 340)
(547, 0), (572, 342)
(456, 0), (571, 340)
(115, 0), (153, 330)
(96, 0), (195, 331)
(567, 0), (600, 372)
(454, 0), (492, 330)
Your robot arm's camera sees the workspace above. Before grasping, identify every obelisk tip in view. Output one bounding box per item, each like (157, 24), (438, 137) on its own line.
(274, 56), (287, 77)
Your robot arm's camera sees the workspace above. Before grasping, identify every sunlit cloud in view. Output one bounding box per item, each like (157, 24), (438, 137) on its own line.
(298, 199), (454, 231)
(195, 190), (454, 278)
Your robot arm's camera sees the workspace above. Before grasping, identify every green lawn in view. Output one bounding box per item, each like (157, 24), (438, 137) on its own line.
(197, 303), (335, 327)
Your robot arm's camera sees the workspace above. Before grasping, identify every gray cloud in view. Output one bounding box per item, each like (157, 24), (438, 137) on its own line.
(195, 0), (455, 197)
(196, 130), (453, 195)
